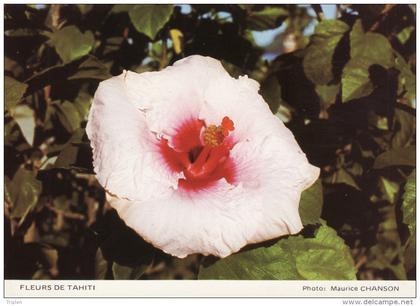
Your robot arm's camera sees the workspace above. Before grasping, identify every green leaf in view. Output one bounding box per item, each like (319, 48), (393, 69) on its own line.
(402, 170), (415, 237)
(394, 52), (415, 102)
(68, 56), (111, 81)
(95, 249), (109, 280)
(11, 104), (36, 146)
(401, 170), (415, 276)
(246, 7), (289, 31)
(5, 76), (28, 111)
(5, 118), (22, 147)
(391, 109), (415, 148)
(53, 101), (82, 133)
(54, 128), (85, 169)
(396, 26), (414, 45)
(198, 224), (356, 280)
(8, 168), (42, 218)
(324, 167), (361, 190)
(299, 179), (323, 225)
(303, 20), (349, 85)
(77, 4), (93, 15)
(111, 4), (132, 13)
(73, 91), (92, 119)
(260, 75), (282, 113)
(373, 146), (415, 169)
(404, 238), (415, 273)
(342, 20), (394, 102)
(379, 177), (400, 204)
(129, 5), (174, 39)
(112, 261), (151, 280)
(315, 84), (339, 108)
(49, 26), (95, 63)
(367, 244), (407, 280)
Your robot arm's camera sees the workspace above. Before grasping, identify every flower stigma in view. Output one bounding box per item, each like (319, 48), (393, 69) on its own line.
(159, 116), (236, 191)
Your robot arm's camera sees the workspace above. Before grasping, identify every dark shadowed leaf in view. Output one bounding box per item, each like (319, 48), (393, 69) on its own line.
(54, 128), (85, 169)
(260, 74), (282, 113)
(198, 224), (356, 280)
(299, 179), (323, 225)
(8, 168), (42, 218)
(92, 210), (157, 278)
(73, 91), (92, 119)
(111, 4), (132, 13)
(324, 167), (361, 191)
(112, 258), (153, 280)
(5, 76), (28, 111)
(68, 56), (111, 81)
(129, 5), (174, 39)
(342, 20), (394, 102)
(303, 20), (349, 85)
(48, 26), (95, 63)
(373, 146), (415, 169)
(95, 248), (109, 280)
(53, 101), (82, 133)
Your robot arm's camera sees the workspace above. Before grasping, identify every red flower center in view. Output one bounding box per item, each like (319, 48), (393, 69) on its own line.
(159, 116), (236, 191)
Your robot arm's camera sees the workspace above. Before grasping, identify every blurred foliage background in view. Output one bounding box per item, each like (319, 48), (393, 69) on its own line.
(4, 4), (416, 280)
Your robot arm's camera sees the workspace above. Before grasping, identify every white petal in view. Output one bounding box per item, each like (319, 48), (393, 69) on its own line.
(123, 56), (232, 141)
(86, 74), (181, 202)
(107, 175), (303, 258)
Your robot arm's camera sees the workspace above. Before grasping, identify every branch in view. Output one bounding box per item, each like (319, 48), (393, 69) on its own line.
(369, 4), (396, 32)
(311, 4), (325, 22)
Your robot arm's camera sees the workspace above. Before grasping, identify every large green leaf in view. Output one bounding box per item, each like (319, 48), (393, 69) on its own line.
(402, 170), (415, 237)
(5, 76), (28, 111)
(198, 224), (356, 280)
(48, 26), (95, 63)
(299, 179), (323, 225)
(7, 168), (42, 218)
(342, 20), (394, 102)
(303, 20), (349, 85)
(373, 146), (415, 169)
(246, 7), (289, 31)
(128, 5), (174, 39)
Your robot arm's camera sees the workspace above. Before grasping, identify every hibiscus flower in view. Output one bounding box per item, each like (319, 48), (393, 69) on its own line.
(86, 55), (319, 258)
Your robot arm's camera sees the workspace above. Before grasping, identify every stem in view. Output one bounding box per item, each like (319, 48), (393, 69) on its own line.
(159, 38), (168, 70)
(311, 4), (324, 22)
